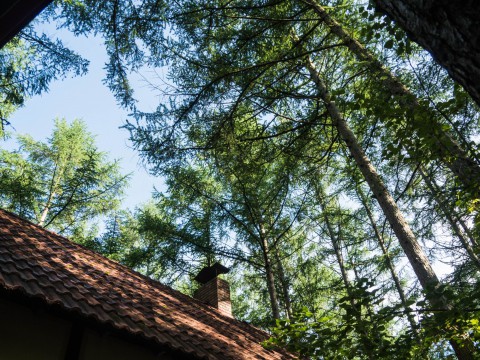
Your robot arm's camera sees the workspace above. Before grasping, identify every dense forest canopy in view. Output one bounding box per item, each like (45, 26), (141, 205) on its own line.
(1, 0), (480, 358)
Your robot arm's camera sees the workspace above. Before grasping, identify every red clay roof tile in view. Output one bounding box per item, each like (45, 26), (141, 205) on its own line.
(0, 209), (296, 360)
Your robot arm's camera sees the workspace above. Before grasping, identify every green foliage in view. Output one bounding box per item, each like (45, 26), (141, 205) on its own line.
(0, 118), (128, 236)
(265, 280), (480, 359)
(87, 193), (227, 285)
(265, 279), (418, 359)
(416, 283), (480, 358)
(48, 0), (166, 109)
(0, 25), (88, 134)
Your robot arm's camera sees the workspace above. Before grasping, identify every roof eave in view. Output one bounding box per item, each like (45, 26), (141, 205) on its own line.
(0, 0), (54, 48)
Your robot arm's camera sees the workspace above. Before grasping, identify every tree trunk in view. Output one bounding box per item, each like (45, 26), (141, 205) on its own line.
(274, 249), (293, 320)
(301, 0), (480, 199)
(38, 161), (62, 227)
(38, 205), (50, 227)
(458, 218), (478, 249)
(374, 0), (480, 107)
(317, 193), (357, 312)
(259, 224), (281, 320)
(420, 167), (478, 249)
(316, 191), (375, 360)
(303, 54), (475, 359)
(305, 55), (437, 289)
(348, 254), (377, 328)
(419, 167), (480, 271)
(38, 191), (55, 227)
(315, 186), (355, 303)
(323, 207), (353, 300)
(357, 186), (418, 332)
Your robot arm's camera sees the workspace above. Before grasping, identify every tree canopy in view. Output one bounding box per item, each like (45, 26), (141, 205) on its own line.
(0, 118), (129, 237)
(0, 22), (88, 135)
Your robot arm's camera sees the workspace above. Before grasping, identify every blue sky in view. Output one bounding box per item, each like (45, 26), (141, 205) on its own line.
(6, 25), (163, 210)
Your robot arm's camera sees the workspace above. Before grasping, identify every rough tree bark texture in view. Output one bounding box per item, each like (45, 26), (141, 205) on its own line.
(375, 0), (480, 107)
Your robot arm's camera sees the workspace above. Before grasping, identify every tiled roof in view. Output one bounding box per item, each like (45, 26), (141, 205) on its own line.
(0, 209), (295, 360)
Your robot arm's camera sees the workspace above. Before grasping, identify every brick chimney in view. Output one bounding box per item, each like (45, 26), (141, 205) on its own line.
(193, 263), (232, 318)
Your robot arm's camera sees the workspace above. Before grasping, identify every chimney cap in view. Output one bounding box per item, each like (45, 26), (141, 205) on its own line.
(194, 262), (230, 284)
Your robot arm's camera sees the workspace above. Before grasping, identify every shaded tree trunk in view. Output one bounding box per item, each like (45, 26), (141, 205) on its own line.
(274, 249), (293, 320)
(259, 223), (281, 320)
(357, 187), (418, 332)
(374, 0), (480, 107)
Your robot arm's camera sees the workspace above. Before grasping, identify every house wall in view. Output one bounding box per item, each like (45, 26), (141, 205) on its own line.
(80, 329), (173, 360)
(0, 297), (71, 360)
(0, 296), (175, 360)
